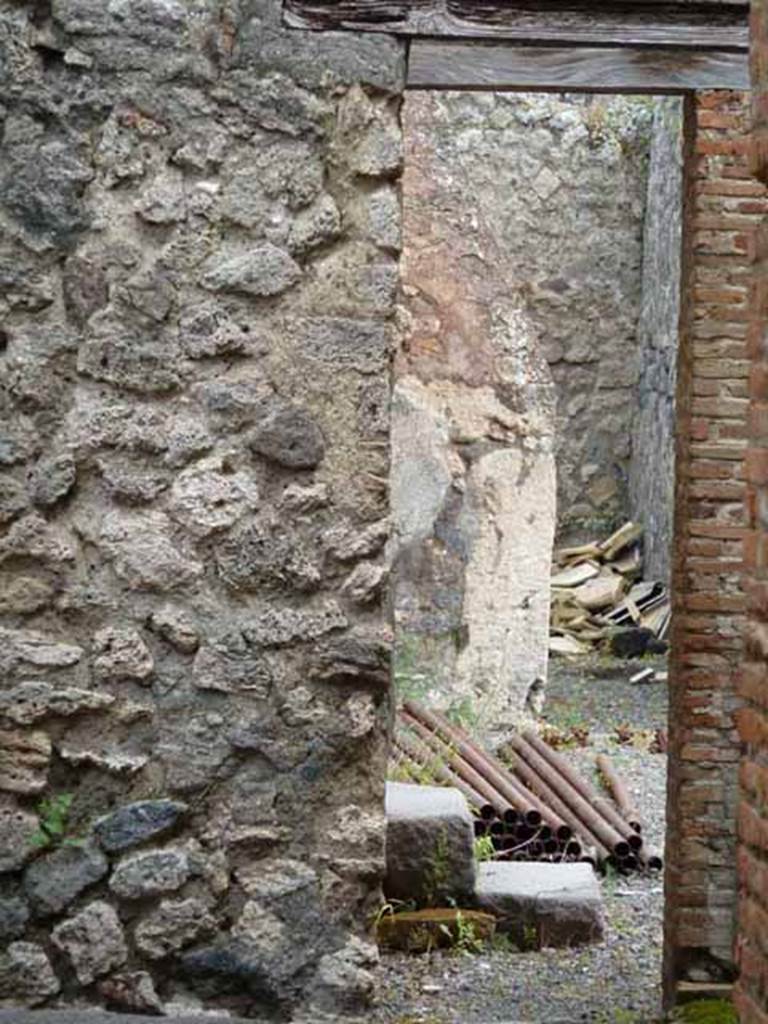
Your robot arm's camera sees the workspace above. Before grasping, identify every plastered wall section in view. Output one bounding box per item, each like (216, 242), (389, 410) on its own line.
(396, 91), (655, 544)
(663, 90), (764, 1005)
(392, 91), (557, 736)
(0, 1), (404, 1017)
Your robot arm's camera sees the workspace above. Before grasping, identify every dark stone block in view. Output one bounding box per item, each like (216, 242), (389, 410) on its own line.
(23, 842), (109, 917)
(0, 140), (92, 251)
(608, 627), (668, 659)
(92, 800), (188, 853)
(247, 398), (325, 470)
(311, 636), (390, 689)
(234, 14), (405, 94)
(215, 519), (320, 593)
(179, 940), (285, 1002)
(0, 895), (29, 941)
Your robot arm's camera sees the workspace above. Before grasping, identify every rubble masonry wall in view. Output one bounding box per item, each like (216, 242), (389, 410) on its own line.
(0, 1), (403, 1016)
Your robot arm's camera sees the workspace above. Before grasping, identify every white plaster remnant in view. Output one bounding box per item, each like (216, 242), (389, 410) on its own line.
(389, 375), (555, 735)
(455, 446), (555, 735)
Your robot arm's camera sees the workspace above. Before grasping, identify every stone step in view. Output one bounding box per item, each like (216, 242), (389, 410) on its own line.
(475, 860), (605, 949)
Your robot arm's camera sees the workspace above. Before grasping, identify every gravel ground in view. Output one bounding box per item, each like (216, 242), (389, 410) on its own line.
(373, 656), (669, 1024)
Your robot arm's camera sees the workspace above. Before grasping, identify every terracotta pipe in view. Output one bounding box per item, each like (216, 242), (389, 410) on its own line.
(580, 845), (599, 868)
(500, 745), (578, 844)
(399, 716), (521, 825)
(506, 733), (630, 858)
(640, 846), (663, 871)
(394, 731), (496, 820)
(422, 706), (577, 836)
(513, 823), (536, 843)
(523, 730), (642, 852)
(499, 741), (610, 858)
(403, 703), (560, 832)
(618, 853), (639, 872)
(596, 753), (643, 833)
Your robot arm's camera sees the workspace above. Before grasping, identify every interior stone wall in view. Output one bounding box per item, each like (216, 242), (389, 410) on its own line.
(0, 1), (403, 1017)
(395, 91), (655, 545)
(629, 98), (685, 585)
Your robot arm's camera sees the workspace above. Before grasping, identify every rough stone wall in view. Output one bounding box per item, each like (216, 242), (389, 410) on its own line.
(392, 91), (557, 735)
(0, 2), (403, 1016)
(395, 91), (654, 544)
(629, 98), (685, 585)
(663, 90), (762, 1006)
(733, 9), (768, 1020)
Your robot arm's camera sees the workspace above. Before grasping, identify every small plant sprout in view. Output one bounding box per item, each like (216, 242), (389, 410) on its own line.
(30, 792), (81, 850)
(473, 833), (496, 862)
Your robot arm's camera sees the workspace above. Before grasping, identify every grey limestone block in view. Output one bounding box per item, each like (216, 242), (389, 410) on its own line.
(475, 861), (605, 949)
(109, 848), (191, 900)
(52, 901), (128, 985)
(0, 942), (60, 1008)
(384, 781), (475, 905)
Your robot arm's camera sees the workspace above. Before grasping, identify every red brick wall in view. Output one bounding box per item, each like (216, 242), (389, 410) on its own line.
(665, 89), (768, 1005)
(733, 11), (768, 1020)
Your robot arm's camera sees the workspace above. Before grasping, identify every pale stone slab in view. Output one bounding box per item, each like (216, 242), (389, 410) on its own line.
(475, 861), (605, 949)
(455, 446), (555, 735)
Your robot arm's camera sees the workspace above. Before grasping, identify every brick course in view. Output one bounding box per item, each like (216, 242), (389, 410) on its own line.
(733, 6), (768, 1017)
(665, 90), (768, 1004)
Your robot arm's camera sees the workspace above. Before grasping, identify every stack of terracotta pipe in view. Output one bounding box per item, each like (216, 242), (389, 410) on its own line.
(395, 700), (662, 874)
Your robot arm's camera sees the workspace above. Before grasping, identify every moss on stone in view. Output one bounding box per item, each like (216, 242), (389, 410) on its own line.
(670, 998), (737, 1024)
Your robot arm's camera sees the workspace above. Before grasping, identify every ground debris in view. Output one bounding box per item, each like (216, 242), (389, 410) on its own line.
(550, 522), (670, 657)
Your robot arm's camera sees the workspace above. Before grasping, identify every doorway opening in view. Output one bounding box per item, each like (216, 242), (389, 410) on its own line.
(383, 89), (684, 1023)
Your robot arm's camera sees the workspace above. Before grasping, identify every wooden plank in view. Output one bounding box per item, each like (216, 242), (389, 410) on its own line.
(407, 41), (750, 91)
(284, 1), (748, 51)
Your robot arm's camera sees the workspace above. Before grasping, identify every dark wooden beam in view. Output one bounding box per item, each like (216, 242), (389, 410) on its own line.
(283, 1), (749, 52)
(407, 41), (750, 92)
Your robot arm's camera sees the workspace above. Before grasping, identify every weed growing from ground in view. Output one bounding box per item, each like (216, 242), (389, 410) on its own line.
(439, 910), (484, 955)
(473, 834), (496, 862)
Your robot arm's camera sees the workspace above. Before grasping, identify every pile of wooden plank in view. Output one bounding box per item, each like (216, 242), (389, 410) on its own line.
(549, 522), (670, 656)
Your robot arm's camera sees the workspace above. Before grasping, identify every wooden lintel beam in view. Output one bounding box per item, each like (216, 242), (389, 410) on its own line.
(406, 41), (750, 92)
(283, 1), (749, 53)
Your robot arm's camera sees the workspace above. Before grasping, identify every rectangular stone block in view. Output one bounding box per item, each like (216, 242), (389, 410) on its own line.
(384, 782), (475, 906)
(475, 861), (605, 949)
